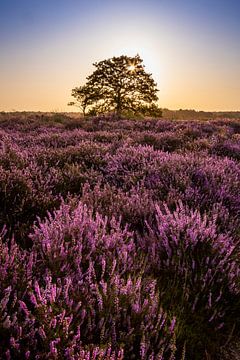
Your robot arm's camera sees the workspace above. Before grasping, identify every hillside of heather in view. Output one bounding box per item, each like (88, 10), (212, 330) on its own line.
(0, 113), (240, 359)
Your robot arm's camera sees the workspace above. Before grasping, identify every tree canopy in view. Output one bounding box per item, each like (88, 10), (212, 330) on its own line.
(69, 55), (162, 118)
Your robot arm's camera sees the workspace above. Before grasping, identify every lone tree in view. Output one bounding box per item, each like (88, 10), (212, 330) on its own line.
(69, 55), (161, 118)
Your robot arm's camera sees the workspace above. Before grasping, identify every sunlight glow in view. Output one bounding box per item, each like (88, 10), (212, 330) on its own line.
(128, 64), (136, 72)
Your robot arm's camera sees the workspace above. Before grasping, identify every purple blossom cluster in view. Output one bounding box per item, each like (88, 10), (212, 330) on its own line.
(0, 113), (239, 359)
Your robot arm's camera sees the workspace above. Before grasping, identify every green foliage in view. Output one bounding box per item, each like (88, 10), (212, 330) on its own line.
(69, 55), (161, 118)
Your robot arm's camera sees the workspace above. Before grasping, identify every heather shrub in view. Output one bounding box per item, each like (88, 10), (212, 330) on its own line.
(84, 275), (178, 359)
(0, 202), (178, 359)
(0, 143), (27, 170)
(28, 129), (92, 149)
(0, 229), (30, 291)
(211, 140), (240, 161)
(36, 142), (109, 170)
(228, 121), (240, 134)
(181, 126), (202, 140)
(1, 274), (176, 359)
(0, 164), (61, 246)
(141, 202), (240, 358)
(133, 131), (185, 151)
(153, 131), (185, 152)
(91, 131), (123, 144)
(104, 145), (168, 189)
(155, 119), (175, 132)
(184, 137), (211, 152)
(1, 273), (126, 359)
(0, 167), (34, 240)
(28, 202), (178, 359)
(30, 201), (136, 279)
(81, 183), (156, 233)
(142, 154), (240, 234)
(52, 163), (102, 196)
(185, 157), (240, 220)
(133, 132), (162, 148)
(64, 118), (85, 130)
(0, 232), (36, 357)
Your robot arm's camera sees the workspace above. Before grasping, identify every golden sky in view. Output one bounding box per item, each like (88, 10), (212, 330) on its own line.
(0, 0), (239, 112)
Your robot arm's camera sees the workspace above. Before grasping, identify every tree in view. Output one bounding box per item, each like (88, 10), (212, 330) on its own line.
(68, 85), (99, 117)
(69, 55), (161, 118)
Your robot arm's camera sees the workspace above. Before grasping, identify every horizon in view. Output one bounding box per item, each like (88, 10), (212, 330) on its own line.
(1, 0), (240, 112)
(2, 109), (240, 115)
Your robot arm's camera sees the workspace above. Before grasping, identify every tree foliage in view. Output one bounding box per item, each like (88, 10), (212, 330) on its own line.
(69, 55), (162, 118)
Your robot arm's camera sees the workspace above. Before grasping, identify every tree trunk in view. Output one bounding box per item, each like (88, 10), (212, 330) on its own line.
(116, 90), (122, 119)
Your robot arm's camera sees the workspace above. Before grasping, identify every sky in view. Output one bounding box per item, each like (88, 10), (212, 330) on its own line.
(0, 0), (240, 112)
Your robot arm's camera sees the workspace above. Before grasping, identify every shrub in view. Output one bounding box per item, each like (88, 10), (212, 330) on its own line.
(141, 202), (240, 358)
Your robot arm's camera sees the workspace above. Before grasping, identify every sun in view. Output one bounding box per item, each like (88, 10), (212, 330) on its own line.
(128, 64), (136, 72)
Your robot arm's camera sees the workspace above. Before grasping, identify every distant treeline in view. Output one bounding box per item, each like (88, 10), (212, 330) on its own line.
(0, 109), (240, 121)
(162, 108), (240, 120)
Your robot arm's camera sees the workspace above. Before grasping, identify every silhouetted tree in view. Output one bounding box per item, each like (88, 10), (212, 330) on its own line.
(69, 55), (161, 118)
(68, 85), (100, 117)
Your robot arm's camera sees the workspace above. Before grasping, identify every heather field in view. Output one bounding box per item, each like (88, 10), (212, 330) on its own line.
(0, 113), (240, 359)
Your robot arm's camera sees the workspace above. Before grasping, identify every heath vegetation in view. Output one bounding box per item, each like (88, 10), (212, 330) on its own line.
(0, 112), (239, 359)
